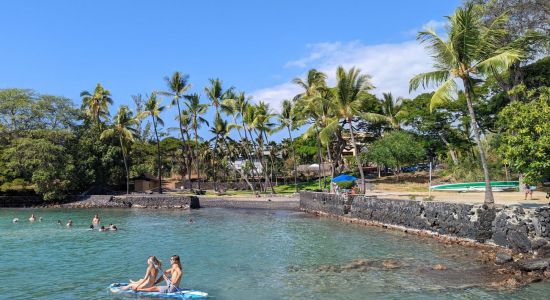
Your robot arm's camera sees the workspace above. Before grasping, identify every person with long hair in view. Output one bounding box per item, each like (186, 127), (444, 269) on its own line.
(137, 255), (183, 293)
(121, 256), (160, 291)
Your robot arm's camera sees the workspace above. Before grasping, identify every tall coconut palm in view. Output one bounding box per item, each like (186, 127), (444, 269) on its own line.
(80, 83), (113, 124)
(293, 69), (329, 187)
(162, 72), (192, 182)
(380, 92), (405, 129)
(184, 93), (209, 190)
(100, 105), (138, 194)
(292, 69), (327, 99)
(253, 101), (277, 194)
(276, 99), (301, 192)
(409, 2), (522, 204)
(144, 93), (166, 194)
(334, 66), (377, 194)
(209, 112), (232, 191)
(204, 78), (224, 115)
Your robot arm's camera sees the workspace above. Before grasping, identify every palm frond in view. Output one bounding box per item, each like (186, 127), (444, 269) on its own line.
(429, 79), (457, 111)
(409, 70), (450, 92)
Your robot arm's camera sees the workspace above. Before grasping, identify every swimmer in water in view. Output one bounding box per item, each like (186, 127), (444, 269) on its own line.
(110, 225), (118, 231)
(39, 217), (43, 222)
(29, 214), (36, 222)
(66, 219), (73, 227)
(92, 214), (100, 226)
(57, 220), (62, 225)
(12, 218), (19, 223)
(89, 224), (94, 230)
(99, 226), (108, 232)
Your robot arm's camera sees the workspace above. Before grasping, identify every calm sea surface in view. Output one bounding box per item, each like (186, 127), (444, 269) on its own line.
(1, 208), (549, 299)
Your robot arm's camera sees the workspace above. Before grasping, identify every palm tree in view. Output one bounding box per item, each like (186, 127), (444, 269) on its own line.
(80, 83), (113, 124)
(380, 92), (405, 129)
(293, 69), (329, 188)
(144, 93), (166, 194)
(100, 105), (138, 194)
(162, 72), (192, 183)
(209, 112), (233, 191)
(204, 78), (224, 115)
(253, 101), (277, 194)
(409, 2), (522, 204)
(293, 69), (327, 99)
(184, 93), (209, 190)
(334, 66), (377, 193)
(276, 99), (300, 192)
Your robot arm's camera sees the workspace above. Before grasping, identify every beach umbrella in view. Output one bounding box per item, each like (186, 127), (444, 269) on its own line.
(331, 174), (357, 183)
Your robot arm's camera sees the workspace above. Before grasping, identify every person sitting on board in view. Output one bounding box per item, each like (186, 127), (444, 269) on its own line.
(29, 214), (36, 222)
(136, 255), (183, 293)
(121, 256), (160, 291)
(524, 183), (533, 200)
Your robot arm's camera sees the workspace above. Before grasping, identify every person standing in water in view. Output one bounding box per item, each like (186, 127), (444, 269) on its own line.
(137, 255), (183, 293)
(29, 214), (36, 222)
(92, 214), (100, 227)
(66, 219), (73, 227)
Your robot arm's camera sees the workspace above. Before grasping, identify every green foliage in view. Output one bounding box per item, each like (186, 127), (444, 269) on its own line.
(366, 131), (425, 172)
(497, 87), (550, 184)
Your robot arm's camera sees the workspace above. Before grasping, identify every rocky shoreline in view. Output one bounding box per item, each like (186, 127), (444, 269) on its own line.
(304, 208), (550, 289)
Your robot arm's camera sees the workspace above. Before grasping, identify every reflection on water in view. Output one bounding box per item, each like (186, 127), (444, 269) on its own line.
(0, 208), (549, 299)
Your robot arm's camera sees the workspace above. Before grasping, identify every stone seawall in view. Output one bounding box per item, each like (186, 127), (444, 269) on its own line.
(0, 194), (200, 209)
(0, 196), (43, 207)
(300, 192), (550, 254)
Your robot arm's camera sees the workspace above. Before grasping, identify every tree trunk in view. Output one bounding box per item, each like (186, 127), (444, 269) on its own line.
(119, 136), (130, 194)
(287, 126), (298, 193)
(194, 127), (201, 190)
(463, 78), (494, 204)
(174, 97), (191, 187)
(315, 130), (324, 190)
(348, 118), (365, 193)
(439, 133), (459, 165)
(152, 118), (162, 194)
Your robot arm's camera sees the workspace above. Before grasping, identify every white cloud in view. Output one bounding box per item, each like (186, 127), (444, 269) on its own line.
(250, 82), (301, 112)
(251, 39), (435, 111)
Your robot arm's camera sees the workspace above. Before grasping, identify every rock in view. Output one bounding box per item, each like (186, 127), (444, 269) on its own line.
(516, 259), (550, 271)
(495, 252), (513, 265)
(531, 239), (548, 250)
(507, 230), (532, 253)
(342, 259), (370, 271)
(432, 263), (447, 270)
(490, 277), (522, 289)
(382, 260), (400, 269)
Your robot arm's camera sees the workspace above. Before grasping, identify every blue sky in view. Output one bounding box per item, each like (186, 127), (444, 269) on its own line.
(0, 0), (460, 140)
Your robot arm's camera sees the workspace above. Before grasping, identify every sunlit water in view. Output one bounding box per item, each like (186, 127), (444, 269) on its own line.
(1, 208), (550, 299)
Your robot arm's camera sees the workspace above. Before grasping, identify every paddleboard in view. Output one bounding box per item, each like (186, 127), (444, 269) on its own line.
(109, 283), (208, 299)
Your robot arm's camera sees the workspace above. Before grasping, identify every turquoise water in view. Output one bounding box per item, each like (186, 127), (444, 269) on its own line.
(1, 208), (549, 299)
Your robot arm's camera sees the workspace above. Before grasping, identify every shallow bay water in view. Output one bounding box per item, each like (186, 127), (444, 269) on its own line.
(1, 208), (549, 299)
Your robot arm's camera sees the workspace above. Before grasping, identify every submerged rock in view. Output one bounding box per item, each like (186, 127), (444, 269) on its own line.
(382, 259), (401, 269)
(495, 252), (513, 265)
(432, 263), (447, 270)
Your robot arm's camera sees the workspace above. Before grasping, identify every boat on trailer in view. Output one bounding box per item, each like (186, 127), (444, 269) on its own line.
(430, 181), (521, 192)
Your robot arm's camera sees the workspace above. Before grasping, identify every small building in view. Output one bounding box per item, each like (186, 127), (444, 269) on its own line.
(133, 173), (160, 192)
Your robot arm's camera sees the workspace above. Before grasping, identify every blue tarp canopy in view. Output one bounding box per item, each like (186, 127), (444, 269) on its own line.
(332, 174), (357, 183)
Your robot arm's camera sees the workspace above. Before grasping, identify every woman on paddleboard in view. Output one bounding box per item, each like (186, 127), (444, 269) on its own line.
(122, 256), (160, 291)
